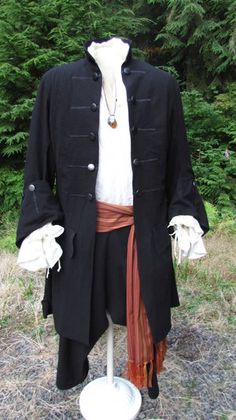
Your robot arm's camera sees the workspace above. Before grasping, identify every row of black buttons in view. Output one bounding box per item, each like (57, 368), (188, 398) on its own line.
(92, 72), (99, 81)
(87, 189), (142, 201)
(69, 132), (97, 140)
(90, 103), (138, 113)
(78, 102), (137, 112)
(134, 188), (142, 197)
(123, 67), (131, 75)
(90, 103), (97, 112)
(71, 126), (137, 140)
(133, 158), (139, 166)
(87, 189), (147, 200)
(68, 159), (156, 170)
(74, 127), (137, 139)
(28, 185), (158, 201)
(89, 132), (96, 141)
(92, 67), (131, 81)
(28, 181), (196, 201)
(29, 182), (193, 196)
(87, 163), (95, 171)
(130, 96), (136, 104)
(68, 159), (154, 170)
(28, 182), (96, 201)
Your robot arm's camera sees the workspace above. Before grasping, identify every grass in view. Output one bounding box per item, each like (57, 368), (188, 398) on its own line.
(173, 226), (236, 338)
(0, 218), (236, 419)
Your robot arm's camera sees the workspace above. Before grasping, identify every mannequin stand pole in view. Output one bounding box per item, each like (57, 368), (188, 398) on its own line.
(106, 311), (114, 385)
(79, 311), (142, 420)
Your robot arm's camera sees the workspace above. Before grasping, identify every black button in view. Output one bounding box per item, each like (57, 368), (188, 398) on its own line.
(28, 184), (35, 191)
(133, 158), (140, 166)
(90, 103), (97, 112)
(88, 193), (94, 201)
(89, 132), (97, 141)
(131, 126), (137, 135)
(88, 163), (95, 171)
(93, 72), (99, 81)
(134, 188), (142, 197)
(130, 95), (136, 105)
(123, 67), (131, 75)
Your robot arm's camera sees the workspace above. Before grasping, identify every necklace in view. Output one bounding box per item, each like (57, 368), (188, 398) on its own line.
(102, 82), (118, 128)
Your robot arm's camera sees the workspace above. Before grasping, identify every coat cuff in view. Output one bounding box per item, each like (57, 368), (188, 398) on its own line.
(167, 215), (207, 265)
(16, 179), (64, 248)
(17, 222), (64, 271)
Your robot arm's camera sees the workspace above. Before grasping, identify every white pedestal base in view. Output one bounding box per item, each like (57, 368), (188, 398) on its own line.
(79, 376), (142, 420)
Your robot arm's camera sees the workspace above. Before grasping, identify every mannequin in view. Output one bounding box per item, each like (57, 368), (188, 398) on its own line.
(16, 36), (209, 400)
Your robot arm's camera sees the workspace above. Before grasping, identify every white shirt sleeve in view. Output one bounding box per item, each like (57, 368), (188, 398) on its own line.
(167, 215), (207, 265)
(16, 222), (64, 272)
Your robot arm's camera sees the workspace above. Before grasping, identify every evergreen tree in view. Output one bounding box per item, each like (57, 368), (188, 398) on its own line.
(182, 84), (236, 214)
(0, 0), (149, 162)
(145, 0), (236, 89)
(0, 0), (235, 217)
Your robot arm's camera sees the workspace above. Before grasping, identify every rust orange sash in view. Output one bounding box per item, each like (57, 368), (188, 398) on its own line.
(96, 200), (167, 389)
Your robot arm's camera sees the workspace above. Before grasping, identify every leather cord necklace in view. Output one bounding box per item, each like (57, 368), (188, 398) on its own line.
(102, 81), (118, 128)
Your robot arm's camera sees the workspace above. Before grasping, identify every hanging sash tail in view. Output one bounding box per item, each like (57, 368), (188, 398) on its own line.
(95, 199), (168, 392)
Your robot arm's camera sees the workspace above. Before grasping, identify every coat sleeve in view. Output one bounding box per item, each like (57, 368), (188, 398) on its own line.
(166, 75), (209, 236)
(16, 71), (64, 248)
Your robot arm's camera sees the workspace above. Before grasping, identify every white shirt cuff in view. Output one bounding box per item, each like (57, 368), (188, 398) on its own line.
(17, 222), (64, 272)
(167, 215), (207, 265)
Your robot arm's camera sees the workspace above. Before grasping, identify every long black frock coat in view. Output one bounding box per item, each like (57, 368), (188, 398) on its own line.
(16, 37), (209, 348)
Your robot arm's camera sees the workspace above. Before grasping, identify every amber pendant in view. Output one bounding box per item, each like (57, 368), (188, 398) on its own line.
(108, 115), (117, 128)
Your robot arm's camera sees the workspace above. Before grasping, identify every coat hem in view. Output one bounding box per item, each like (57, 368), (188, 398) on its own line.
(56, 361), (89, 390)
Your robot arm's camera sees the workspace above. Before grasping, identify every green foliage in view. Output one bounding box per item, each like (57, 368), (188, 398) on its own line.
(0, 212), (18, 252)
(0, 167), (22, 250)
(0, 166), (23, 222)
(147, 0), (236, 88)
(214, 81), (236, 147)
(182, 82), (236, 214)
(0, 231), (17, 252)
(0, 0), (235, 222)
(0, 0), (150, 159)
(0, 315), (11, 328)
(19, 277), (34, 300)
(217, 218), (236, 235)
(204, 201), (220, 229)
(203, 201), (236, 236)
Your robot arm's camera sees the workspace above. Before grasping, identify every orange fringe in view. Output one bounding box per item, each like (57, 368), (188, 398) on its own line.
(123, 338), (168, 389)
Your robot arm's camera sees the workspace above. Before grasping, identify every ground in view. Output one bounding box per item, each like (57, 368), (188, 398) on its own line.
(0, 226), (236, 419)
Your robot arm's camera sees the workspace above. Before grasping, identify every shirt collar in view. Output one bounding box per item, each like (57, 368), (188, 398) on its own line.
(84, 36), (132, 68)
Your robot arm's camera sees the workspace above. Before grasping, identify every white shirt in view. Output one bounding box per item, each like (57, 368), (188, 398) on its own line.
(17, 37), (207, 273)
(89, 37), (133, 205)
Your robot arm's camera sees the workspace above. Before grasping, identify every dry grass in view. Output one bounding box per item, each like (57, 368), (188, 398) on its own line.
(192, 229), (236, 281)
(0, 229), (236, 419)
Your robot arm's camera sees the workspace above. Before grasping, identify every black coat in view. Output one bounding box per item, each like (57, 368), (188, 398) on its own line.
(16, 38), (209, 346)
